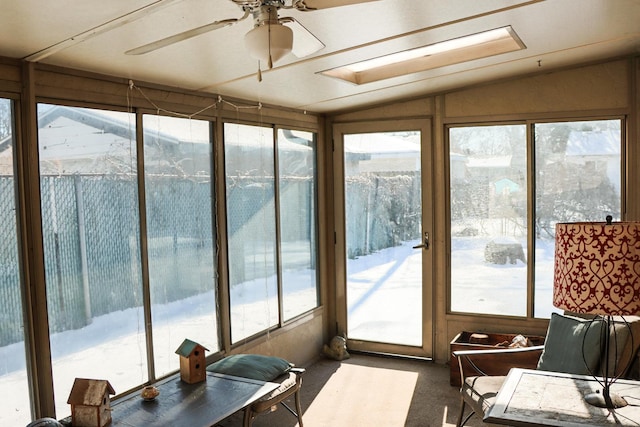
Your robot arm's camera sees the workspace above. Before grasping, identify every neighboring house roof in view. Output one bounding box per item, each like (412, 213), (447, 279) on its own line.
(36, 105), (184, 175)
(344, 132), (420, 160)
(67, 378), (115, 406)
(175, 338), (208, 358)
(466, 155), (512, 168)
(494, 178), (520, 194)
(0, 105), (211, 175)
(565, 129), (620, 157)
(224, 123), (313, 152)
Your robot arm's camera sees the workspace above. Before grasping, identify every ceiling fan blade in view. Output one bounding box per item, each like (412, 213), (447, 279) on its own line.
(280, 17), (325, 58)
(295, 0), (379, 10)
(126, 11), (249, 55)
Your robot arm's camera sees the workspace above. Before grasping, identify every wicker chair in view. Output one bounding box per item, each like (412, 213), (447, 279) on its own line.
(207, 354), (305, 427)
(242, 367), (305, 427)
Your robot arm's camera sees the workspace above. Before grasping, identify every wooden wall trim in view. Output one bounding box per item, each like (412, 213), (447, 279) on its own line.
(30, 62), (318, 129)
(17, 61), (56, 418)
(628, 57), (640, 220)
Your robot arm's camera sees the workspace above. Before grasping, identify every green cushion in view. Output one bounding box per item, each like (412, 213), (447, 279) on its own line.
(207, 354), (292, 381)
(537, 313), (604, 375)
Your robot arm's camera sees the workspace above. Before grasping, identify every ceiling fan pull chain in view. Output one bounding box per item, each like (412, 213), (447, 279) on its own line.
(258, 61), (263, 82)
(268, 19), (274, 69)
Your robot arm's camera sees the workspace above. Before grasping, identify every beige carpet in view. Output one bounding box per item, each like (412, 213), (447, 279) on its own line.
(217, 353), (485, 427)
(302, 358), (419, 426)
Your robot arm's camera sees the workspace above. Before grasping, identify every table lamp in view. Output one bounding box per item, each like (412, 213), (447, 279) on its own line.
(553, 216), (640, 408)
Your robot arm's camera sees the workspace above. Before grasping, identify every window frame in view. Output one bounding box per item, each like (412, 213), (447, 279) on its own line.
(222, 121), (321, 344)
(6, 94), (321, 421)
(140, 113), (220, 379)
(445, 116), (626, 319)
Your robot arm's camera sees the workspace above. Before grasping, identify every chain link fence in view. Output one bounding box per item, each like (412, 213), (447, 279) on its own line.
(0, 177), (22, 346)
(345, 172), (421, 259)
(1, 174), (216, 346)
(1, 170), (411, 346)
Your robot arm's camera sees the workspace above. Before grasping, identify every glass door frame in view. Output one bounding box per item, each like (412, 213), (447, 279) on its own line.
(333, 118), (434, 358)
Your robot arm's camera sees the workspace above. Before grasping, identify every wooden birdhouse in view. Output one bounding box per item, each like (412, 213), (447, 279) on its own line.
(67, 378), (115, 427)
(175, 338), (208, 384)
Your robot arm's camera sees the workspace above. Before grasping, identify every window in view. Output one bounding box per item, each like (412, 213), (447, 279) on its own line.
(142, 115), (218, 376)
(533, 120), (621, 317)
(224, 123), (319, 342)
(225, 123), (278, 341)
(38, 105), (146, 417)
(0, 98), (31, 426)
(449, 119), (622, 318)
(277, 129), (319, 321)
(449, 125), (527, 316)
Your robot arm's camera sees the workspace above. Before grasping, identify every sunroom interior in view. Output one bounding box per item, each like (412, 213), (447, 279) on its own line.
(1, 0), (640, 425)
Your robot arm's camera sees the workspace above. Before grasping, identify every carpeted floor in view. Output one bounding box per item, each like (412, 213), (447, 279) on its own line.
(216, 353), (484, 427)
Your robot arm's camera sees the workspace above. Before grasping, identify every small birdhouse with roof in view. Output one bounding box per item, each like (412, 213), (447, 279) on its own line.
(67, 378), (115, 427)
(175, 338), (208, 383)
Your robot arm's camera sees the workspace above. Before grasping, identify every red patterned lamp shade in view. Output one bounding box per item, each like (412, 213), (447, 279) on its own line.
(553, 221), (640, 315)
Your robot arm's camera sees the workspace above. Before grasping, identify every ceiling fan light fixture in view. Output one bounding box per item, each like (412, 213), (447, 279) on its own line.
(244, 22), (293, 66)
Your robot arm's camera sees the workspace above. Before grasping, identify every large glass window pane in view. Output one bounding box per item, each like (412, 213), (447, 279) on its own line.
(38, 105), (146, 418)
(143, 115), (218, 376)
(0, 99), (31, 426)
(224, 123), (277, 342)
(534, 120), (621, 318)
(277, 129), (318, 321)
(449, 125), (527, 316)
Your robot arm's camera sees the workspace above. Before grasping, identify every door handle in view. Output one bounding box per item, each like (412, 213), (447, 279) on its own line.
(412, 231), (429, 250)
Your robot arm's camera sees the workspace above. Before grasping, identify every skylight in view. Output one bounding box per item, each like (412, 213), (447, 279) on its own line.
(320, 26), (525, 85)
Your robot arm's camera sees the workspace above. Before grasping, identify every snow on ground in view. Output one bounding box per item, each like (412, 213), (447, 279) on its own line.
(347, 240), (422, 346)
(0, 275), (316, 425)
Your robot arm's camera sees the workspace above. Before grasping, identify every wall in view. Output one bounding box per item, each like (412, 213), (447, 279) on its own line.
(231, 309), (325, 367)
(328, 57), (638, 363)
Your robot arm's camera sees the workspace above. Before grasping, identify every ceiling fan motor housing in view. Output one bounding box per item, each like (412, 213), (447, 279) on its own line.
(244, 5), (293, 65)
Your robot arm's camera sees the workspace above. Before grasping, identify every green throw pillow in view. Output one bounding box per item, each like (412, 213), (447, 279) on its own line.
(207, 354), (292, 381)
(537, 312), (604, 375)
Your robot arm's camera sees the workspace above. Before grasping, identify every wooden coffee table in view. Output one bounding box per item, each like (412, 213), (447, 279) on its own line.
(485, 368), (640, 427)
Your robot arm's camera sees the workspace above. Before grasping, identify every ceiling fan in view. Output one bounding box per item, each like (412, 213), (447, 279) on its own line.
(126, 0), (378, 70)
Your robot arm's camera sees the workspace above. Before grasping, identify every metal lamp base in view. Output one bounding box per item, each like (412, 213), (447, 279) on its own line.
(585, 389), (628, 409)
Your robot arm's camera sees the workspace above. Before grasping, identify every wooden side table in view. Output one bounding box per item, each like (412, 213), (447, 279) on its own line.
(449, 332), (545, 386)
(485, 368), (640, 427)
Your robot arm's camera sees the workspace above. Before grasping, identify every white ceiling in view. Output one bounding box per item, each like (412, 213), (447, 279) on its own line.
(2, 0), (640, 113)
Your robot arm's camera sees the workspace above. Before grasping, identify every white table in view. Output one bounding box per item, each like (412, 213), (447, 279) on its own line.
(485, 368), (640, 427)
